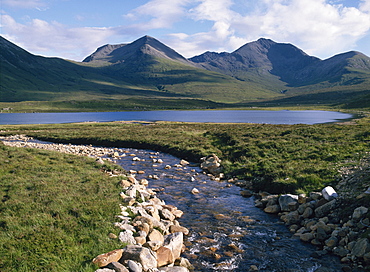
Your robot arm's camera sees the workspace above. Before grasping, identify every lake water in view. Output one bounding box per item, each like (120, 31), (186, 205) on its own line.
(0, 110), (353, 125)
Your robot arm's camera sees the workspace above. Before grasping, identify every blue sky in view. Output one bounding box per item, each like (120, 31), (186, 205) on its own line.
(1, 0), (370, 61)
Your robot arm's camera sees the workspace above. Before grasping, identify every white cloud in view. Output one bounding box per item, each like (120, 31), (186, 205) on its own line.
(2, 0), (47, 9)
(360, 0), (370, 12)
(190, 0), (236, 22)
(169, 0), (370, 58)
(1, 14), (116, 60)
(241, 0), (370, 57)
(123, 0), (192, 30)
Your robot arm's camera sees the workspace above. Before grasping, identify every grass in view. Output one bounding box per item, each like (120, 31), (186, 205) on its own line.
(0, 112), (369, 271)
(1, 113), (369, 194)
(0, 143), (124, 272)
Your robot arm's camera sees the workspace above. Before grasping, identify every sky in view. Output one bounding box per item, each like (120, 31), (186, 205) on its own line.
(1, 0), (370, 61)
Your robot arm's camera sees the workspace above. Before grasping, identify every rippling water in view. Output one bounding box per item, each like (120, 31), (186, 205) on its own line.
(114, 148), (343, 272)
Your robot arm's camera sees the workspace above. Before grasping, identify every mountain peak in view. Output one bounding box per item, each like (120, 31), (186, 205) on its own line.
(83, 35), (192, 66)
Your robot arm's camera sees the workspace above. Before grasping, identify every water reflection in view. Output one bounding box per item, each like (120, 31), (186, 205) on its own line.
(0, 110), (353, 125)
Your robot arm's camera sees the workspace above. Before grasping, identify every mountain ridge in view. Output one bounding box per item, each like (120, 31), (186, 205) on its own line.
(1, 35), (369, 108)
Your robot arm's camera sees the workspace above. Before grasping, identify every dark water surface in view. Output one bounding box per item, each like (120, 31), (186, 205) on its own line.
(0, 110), (352, 125)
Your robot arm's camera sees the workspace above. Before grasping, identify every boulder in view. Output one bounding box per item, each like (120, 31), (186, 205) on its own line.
(300, 232), (314, 242)
(92, 249), (124, 267)
(156, 246), (175, 267)
(119, 230), (137, 245)
(160, 208), (176, 221)
(120, 245), (157, 271)
(172, 210), (184, 218)
(148, 229), (164, 244)
(264, 204), (281, 214)
(325, 236), (338, 248)
(135, 236), (147, 245)
(314, 199), (337, 218)
(169, 225), (190, 235)
(279, 194), (299, 212)
(333, 246), (349, 257)
(240, 190), (253, 198)
(321, 186), (338, 201)
(163, 232), (184, 260)
(298, 194), (307, 204)
(133, 216), (154, 232)
(310, 192), (322, 200)
(143, 241), (163, 251)
(280, 211), (300, 225)
(200, 154), (222, 175)
(316, 225), (329, 241)
(352, 206), (368, 221)
(126, 260), (142, 272)
(105, 262), (130, 272)
(351, 238), (370, 257)
(180, 159), (189, 166)
(302, 207), (313, 219)
(174, 257), (194, 270)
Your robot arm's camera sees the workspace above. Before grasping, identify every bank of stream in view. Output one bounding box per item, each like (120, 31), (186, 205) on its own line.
(0, 137), (343, 271)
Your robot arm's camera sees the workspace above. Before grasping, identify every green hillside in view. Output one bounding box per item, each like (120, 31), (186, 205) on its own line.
(0, 36), (279, 107)
(1, 35), (369, 111)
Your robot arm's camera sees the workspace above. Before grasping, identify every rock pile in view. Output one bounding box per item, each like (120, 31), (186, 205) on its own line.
(93, 174), (194, 272)
(255, 186), (370, 271)
(0, 135), (126, 160)
(200, 154), (223, 180)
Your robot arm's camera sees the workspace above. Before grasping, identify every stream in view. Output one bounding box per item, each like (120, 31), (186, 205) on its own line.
(112, 148), (343, 272)
(1, 137), (343, 271)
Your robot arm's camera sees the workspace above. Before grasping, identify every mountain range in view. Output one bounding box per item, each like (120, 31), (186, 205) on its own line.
(1, 35), (369, 108)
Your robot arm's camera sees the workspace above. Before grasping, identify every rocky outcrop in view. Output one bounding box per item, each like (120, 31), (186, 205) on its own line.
(255, 187), (370, 271)
(93, 174), (193, 272)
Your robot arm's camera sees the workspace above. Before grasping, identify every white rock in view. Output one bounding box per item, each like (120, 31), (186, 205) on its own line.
(321, 186), (338, 201)
(119, 230), (137, 245)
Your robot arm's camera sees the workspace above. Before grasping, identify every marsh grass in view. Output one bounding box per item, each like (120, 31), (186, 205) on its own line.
(0, 143), (123, 271)
(1, 115), (369, 194)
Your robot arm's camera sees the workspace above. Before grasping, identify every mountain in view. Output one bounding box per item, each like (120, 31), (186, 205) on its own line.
(1, 36), (269, 104)
(190, 38), (370, 88)
(83, 35), (193, 66)
(1, 35), (369, 108)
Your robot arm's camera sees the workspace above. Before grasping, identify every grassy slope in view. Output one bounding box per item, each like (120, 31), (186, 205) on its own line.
(0, 143), (123, 272)
(1, 45), (281, 106)
(2, 36), (369, 111)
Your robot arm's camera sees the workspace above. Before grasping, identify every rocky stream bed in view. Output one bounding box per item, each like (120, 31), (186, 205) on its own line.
(1, 135), (369, 272)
